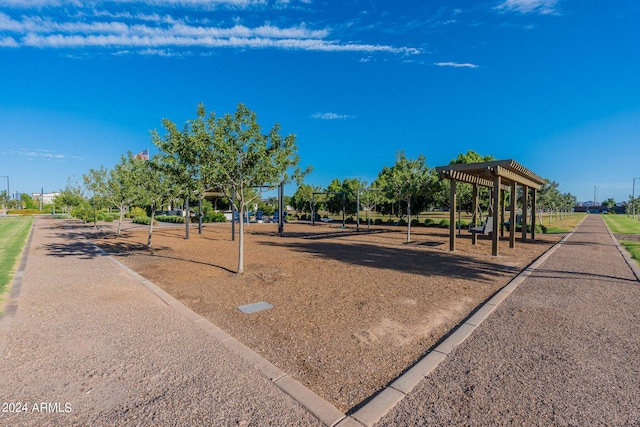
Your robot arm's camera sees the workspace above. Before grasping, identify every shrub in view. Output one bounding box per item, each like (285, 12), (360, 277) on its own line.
(70, 205), (94, 223)
(133, 216), (152, 225)
(204, 211), (227, 223)
(157, 215), (184, 223)
(374, 218), (383, 225)
(128, 207), (147, 218)
(424, 218), (436, 227)
(386, 219), (394, 225)
(439, 219), (450, 228)
(345, 216), (355, 224)
(456, 219), (468, 228)
(410, 218), (420, 226)
(398, 218), (407, 226)
(7, 209), (44, 215)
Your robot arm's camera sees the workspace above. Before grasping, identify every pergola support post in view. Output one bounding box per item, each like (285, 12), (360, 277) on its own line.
(492, 174), (501, 256)
(521, 185), (528, 242)
(471, 183), (478, 245)
(449, 179), (456, 251)
(500, 189), (506, 238)
(531, 188), (537, 240)
(509, 181), (516, 248)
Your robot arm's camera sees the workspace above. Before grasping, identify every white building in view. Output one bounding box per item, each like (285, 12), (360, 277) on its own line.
(32, 192), (60, 204)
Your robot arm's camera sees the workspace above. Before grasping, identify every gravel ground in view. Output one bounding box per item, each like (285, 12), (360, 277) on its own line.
(0, 217), (323, 427)
(86, 219), (560, 412)
(3, 215), (634, 426)
(379, 214), (640, 426)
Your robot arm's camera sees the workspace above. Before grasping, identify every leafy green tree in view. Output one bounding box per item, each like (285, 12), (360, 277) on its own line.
(358, 183), (384, 225)
(151, 109), (210, 238)
(84, 153), (139, 235)
(0, 190), (9, 210)
(324, 178), (363, 216)
(200, 103), (309, 273)
(291, 183), (322, 215)
(20, 193), (38, 210)
(379, 151), (431, 242)
(132, 155), (179, 246)
(602, 198), (616, 209)
(53, 181), (86, 214)
(257, 200), (276, 216)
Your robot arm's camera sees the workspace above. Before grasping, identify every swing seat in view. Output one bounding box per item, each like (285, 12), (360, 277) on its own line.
(469, 217), (493, 235)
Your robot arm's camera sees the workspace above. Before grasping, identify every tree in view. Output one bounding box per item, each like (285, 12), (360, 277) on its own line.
(358, 183), (384, 226)
(132, 155), (179, 246)
(0, 190), (9, 210)
(20, 193), (37, 210)
(291, 183), (322, 216)
(324, 178), (362, 216)
(200, 103), (309, 273)
(151, 110), (209, 239)
(53, 181), (86, 214)
(84, 153), (138, 235)
(379, 151), (431, 242)
(602, 198), (616, 209)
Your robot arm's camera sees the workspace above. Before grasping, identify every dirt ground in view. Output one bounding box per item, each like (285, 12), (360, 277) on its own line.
(89, 220), (561, 413)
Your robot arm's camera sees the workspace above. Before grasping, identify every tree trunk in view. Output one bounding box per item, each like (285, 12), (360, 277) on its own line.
(185, 197), (190, 240)
(238, 203), (244, 273)
(407, 196), (412, 243)
(147, 205), (155, 247)
(117, 206), (124, 235)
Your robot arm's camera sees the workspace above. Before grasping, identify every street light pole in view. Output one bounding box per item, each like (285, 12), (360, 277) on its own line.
(633, 178), (640, 220)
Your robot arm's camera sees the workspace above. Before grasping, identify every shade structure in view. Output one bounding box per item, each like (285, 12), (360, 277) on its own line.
(435, 159), (545, 256)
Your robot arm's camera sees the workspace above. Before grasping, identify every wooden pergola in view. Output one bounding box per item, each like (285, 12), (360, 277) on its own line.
(435, 159), (545, 256)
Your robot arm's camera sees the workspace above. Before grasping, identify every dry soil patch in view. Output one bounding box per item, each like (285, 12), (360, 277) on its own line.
(90, 221), (560, 413)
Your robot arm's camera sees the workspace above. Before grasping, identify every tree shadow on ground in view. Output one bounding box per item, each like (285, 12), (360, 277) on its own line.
(94, 239), (236, 274)
(43, 238), (109, 260)
(527, 268), (638, 284)
(259, 238), (520, 282)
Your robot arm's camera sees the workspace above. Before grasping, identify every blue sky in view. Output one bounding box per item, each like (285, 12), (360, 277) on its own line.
(0, 0), (639, 204)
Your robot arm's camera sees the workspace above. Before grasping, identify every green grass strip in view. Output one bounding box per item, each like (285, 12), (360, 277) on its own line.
(542, 212), (587, 234)
(0, 216), (34, 296)
(621, 241), (640, 267)
(602, 214), (640, 234)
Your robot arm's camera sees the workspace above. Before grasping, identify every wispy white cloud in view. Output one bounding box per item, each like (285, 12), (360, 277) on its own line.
(310, 112), (355, 120)
(0, 36), (18, 47)
(435, 61), (479, 69)
(0, 9), (421, 55)
(0, 0), (262, 7)
(496, 0), (559, 15)
(17, 148), (83, 160)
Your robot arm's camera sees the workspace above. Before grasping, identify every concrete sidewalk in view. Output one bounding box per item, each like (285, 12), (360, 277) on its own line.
(0, 218), (327, 426)
(378, 214), (640, 426)
(1, 214), (638, 426)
